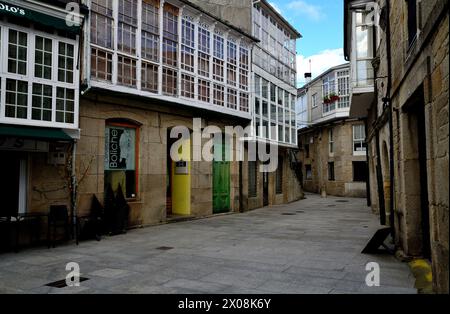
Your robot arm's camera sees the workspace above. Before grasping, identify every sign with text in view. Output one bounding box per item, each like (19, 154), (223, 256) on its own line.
(104, 126), (135, 171)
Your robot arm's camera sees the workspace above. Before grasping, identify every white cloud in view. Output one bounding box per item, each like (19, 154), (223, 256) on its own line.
(297, 48), (347, 86)
(269, 2), (283, 14)
(286, 1), (324, 21)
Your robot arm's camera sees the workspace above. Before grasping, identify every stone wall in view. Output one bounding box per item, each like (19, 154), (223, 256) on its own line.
(76, 91), (244, 227)
(187, 0), (253, 35)
(377, 0), (449, 293)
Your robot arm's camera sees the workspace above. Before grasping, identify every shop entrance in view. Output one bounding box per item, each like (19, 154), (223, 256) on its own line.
(213, 138), (230, 214)
(0, 152), (26, 217)
(167, 129), (191, 217)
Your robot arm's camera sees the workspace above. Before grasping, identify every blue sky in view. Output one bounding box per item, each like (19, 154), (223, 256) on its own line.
(268, 0), (347, 86)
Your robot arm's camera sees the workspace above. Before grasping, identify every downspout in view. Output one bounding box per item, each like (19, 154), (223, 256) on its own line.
(71, 141), (78, 240)
(371, 3), (386, 225)
(383, 0), (396, 237)
(364, 120), (371, 207)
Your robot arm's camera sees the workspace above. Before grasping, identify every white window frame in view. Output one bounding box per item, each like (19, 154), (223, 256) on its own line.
(353, 124), (367, 156)
(0, 22), (79, 129)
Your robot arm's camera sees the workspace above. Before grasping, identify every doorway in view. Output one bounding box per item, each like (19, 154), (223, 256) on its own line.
(0, 152), (26, 217)
(213, 138), (230, 214)
(263, 171), (269, 207)
(166, 129), (191, 216)
(403, 87), (431, 259)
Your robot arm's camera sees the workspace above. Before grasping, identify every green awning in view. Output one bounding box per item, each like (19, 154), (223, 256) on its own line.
(0, 1), (83, 34)
(0, 125), (74, 141)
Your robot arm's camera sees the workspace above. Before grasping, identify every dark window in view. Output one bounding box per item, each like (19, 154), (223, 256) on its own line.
(305, 164), (312, 180)
(353, 161), (368, 182)
(276, 157), (283, 194)
(406, 0), (417, 48)
(248, 161), (257, 198)
(328, 162), (335, 181)
(305, 144), (310, 158)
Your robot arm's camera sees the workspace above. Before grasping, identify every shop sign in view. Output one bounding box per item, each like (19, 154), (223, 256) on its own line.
(0, 137), (49, 152)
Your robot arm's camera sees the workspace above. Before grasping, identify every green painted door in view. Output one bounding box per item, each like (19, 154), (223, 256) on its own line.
(213, 142), (230, 213)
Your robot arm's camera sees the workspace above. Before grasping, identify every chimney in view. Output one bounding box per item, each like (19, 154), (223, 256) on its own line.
(304, 72), (312, 84)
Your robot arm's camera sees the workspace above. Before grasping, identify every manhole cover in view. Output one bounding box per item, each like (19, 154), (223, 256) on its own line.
(282, 213), (296, 216)
(156, 246), (174, 251)
(45, 277), (89, 288)
(336, 200), (349, 203)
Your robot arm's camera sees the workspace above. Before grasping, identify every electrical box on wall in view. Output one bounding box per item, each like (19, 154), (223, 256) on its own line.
(48, 151), (67, 165)
(47, 143), (68, 165)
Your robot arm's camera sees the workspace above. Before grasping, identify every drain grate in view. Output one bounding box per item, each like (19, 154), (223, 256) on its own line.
(156, 246), (174, 251)
(45, 277), (89, 288)
(328, 205), (336, 207)
(282, 213), (296, 216)
(296, 210), (305, 213)
(336, 200), (349, 203)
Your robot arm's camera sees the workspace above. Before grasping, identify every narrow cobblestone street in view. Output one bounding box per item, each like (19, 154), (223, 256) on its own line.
(0, 194), (416, 294)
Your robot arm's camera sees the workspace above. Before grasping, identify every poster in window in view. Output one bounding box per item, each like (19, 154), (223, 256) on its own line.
(105, 126), (135, 171)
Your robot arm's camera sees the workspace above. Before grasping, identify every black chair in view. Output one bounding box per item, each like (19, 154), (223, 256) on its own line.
(47, 205), (70, 248)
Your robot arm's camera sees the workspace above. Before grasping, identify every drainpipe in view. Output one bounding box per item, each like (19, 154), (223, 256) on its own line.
(364, 119), (371, 207)
(71, 141), (78, 242)
(383, 0), (396, 237)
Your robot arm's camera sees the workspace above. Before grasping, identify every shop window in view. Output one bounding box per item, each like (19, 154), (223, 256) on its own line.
(353, 161), (368, 182)
(105, 123), (139, 198)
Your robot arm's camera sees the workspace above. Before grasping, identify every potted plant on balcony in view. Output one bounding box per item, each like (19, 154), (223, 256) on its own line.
(323, 93), (340, 104)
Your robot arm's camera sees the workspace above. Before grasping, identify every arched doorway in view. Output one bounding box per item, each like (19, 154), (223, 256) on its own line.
(166, 128), (191, 217)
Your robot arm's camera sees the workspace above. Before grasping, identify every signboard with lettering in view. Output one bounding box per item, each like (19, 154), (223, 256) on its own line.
(104, 126), (135, 171)
(0, 137), (49, 152)
(0, 2), (26, 17)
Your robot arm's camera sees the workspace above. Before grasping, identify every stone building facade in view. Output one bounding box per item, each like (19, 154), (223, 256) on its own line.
(73, 0), (303, 229)
(297, 64), (367, 198)
(0, 0), (85, 225)
(190, 0), (304, 210)
(344, 0), (449, 293)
